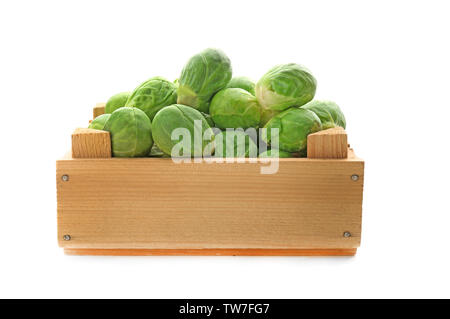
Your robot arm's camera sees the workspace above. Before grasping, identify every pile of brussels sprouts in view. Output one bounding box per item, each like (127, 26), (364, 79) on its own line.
(89, 48), (346, 158)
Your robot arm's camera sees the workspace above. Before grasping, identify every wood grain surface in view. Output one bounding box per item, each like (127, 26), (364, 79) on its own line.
(57, 156), (364, 250)
(64, 248), (357, 256)
(71, 128), (111, 159)
(93, 102), (106, 119)
(307, 127), (348, 159)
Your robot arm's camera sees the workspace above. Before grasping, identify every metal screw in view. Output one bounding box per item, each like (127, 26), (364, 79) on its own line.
(343, 231), (352, 238)
(351, 174), (359, 181)
(63, 234), (71, 241)
(61, 174), (69, 182)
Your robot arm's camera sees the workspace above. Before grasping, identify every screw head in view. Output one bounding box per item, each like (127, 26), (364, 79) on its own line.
(351, 174), (359, 181)
(343, 231), (352, 238)
(63, 234), (71, 241)
(61, 175), (69, 182)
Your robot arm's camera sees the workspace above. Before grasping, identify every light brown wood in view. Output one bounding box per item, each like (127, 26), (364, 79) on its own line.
(64, 248), (357, 256)
(58, 124), (364, 256)
(71, 128), (111, 159)
(93, 103), (106, 119)
(307, 127), (348, 159)
(56, 156), (364, 250)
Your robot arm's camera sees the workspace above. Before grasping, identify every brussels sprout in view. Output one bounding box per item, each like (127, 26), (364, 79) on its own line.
(259, 108), (280, 128)
(105, 92), (130, 114)
(201, 112), (215, 127)
(149, 144), (170, 158)
(214, 130), (257, 158)
(302, 100), (346, 129)
(125, 77), (177, 121)
(88, 114), (110, 130)
(104, 107), (153, 157)
(263, 108), (322, 152)
(256, 63), (316, 125)
(258, 149), (292, 158)
(177, 48), (232, 113)
(226, 76), (255, 95)
(152, 104), (214, 157)
(209, 88), (261, 129)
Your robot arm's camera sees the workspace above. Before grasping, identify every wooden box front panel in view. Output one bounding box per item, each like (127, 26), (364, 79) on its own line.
(56, 157), (364, 250)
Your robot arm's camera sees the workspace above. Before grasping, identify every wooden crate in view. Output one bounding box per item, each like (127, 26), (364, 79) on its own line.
(56, 104), (364, 256)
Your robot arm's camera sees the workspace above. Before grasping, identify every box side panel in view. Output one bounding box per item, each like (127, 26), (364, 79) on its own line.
(56, 158), (364, 249)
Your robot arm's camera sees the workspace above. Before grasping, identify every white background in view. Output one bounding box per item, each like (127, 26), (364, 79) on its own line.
(0, 0), (449, 298)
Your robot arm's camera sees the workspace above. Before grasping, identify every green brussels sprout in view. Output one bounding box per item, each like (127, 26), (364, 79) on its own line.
(149, 144), (170, 158)
(209, 88), (261, 129)
(152, 104), (214, 157)
(88, 114), (110, 130)
(263, 108), (322, 152)
(214, 130), (257, 158)
(201, 112), (215, 127)
(256, 63), (316, 125)
(258, 149), (292, 158)
(177, 48), (232, 113)
(226, 76), (255, 95)
(302, 100), (346, 129)
(104, 107), (153, 157)
(105, 92), (130, 114)
(125, 77), (177, 121)
(259, 108), (280, 128)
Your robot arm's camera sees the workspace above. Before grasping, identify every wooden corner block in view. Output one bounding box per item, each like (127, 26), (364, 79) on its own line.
(307, 127), (348, 159)
(71, 128), (111, 158)
(93, 103), (106, 119)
